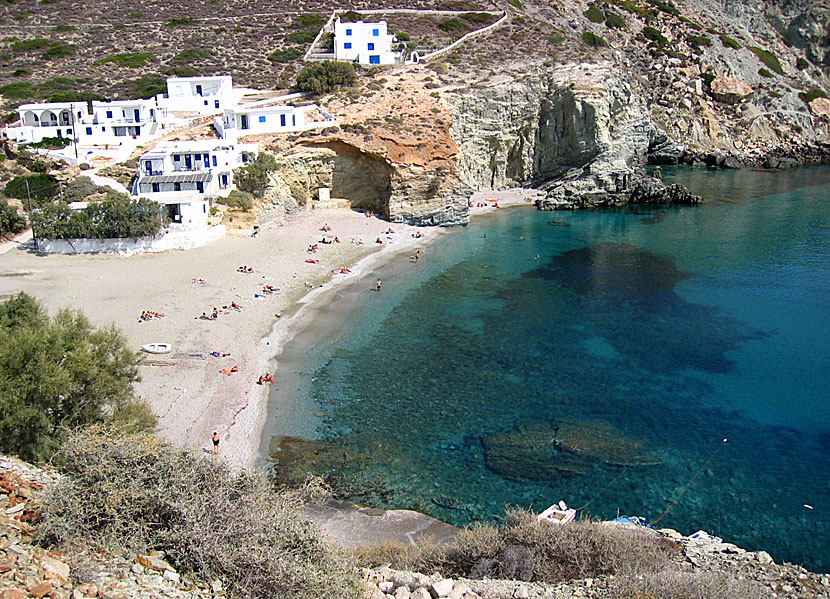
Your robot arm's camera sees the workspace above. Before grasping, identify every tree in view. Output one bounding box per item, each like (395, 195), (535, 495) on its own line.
(0, 293), (153, 462)
(30, 195), (163, 240)
(295, 61), (356, 95)
(2, 173), (60, 207)
(0, 200), (25, 236)
(233, 153), (278, 198)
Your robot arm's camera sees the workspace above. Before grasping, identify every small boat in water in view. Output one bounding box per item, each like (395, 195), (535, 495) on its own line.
(141, 343), (172, 354)
(537, 500), (577, 525)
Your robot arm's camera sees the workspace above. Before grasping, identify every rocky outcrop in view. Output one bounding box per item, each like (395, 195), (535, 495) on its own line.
(810, 97), (830, 116)
(709, 76), (754, 104)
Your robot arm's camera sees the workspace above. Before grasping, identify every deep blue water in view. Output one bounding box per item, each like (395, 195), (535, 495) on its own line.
(269, 166), (830, 572)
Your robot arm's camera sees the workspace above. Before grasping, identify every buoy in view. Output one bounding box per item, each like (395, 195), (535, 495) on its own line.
(804, 504), (814, 510)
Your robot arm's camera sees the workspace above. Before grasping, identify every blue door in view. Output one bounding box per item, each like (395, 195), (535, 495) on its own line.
(369, 55), (380, 64)
(134, 109), (140, 122)
(185, 155), (192, 169)
(145, 161), (152, 174)
(240, 115), (249, 130)
(280, 114), (286, 127)
(204, 155), (210, 168)
(196, 84), (203, 96)
(196, 181), (204, 193)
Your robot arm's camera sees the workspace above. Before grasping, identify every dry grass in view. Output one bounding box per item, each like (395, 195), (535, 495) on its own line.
(37, 426), (365, 599)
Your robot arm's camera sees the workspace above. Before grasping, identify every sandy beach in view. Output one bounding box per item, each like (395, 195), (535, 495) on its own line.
(0, 188), (538, 469)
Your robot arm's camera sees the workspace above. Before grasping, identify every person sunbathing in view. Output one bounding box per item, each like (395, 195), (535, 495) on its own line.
(231, 301), (241, 310)
(257, 372), (276, 385)
(321, 224), (331, 232)
(334, 237), (340, 243)
(320, 238), (332, 244)
(376, 237), (383, 244)
(210, 351), (230, 357)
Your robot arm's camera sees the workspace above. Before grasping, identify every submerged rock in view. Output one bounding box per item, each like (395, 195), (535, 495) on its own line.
(554, 419), (662, 467)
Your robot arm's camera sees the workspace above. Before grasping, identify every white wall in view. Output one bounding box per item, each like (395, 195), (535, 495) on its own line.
(37, 224), (226, 256)
(334, 19), (397, 65)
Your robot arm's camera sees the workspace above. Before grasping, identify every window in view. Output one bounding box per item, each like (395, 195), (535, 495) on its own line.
(344, 42), (352, 49)
(280, 114), (286, 127)
(194, 153), (201, 160)
(174, 182), (181, 191)
(85, 127), (92, 135)
(67, 129), (72, 136)
(241, 153), (248, 163)
(215, 100), (220, 109)
(292, 115), (296, 126)
(101, 127), (105, 132)
(77, 111), (82, 119)
(373, 28), (379, 36)
(212, 156), (218, 167)
(369, 55), (380, 64)
(346, 28), (352, 35)
(368, 43), (374, 50)
(259, 115), (266, 123)
(173, 155), (180, 162)
(106, 110), (113, 119)
(152, 183), (159, 193)
(203, 204), (207, 213)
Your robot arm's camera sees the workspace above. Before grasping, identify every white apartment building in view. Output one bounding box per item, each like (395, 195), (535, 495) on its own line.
(333, 17), (398, 65)
(156, 75), (236, 115)
(6, 99), (163, 145)
(132, 139), (257, 226)
(215, 102), (336, 140)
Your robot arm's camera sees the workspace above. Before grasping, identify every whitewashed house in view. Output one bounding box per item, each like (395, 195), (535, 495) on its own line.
(132, 139), (257, 226)
(156, 75), (236, 115)
(333, 17), (398, 65)
(215, 100), (336, 140)
(6, 99), (164, 145)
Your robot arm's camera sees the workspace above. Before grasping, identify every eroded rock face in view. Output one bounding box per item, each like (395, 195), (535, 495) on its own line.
(709, 76), (755, 104)
(809, 97), (830, 117)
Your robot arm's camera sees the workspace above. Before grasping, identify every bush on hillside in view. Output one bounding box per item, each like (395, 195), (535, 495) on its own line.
(795, 57), (809, 70)
(582, 31), (608, 48)
(0, 200), (25, 236)
(642, 25), (668, 45)
(295, 61), (356, 95)
(38, 428), (365, 599)
(3, 173), (60, 207)
(217, 189), (253, 210)
(0, 294), (153, 462)
(233, 153), (278, 198)
(798, 87), (828, 104)
(62, 176), (100, 203)
(720, 34), (742, 49)
(269, 47), (302, 63)
(584, 6), (604, 23)
(747, 46), (784, 75)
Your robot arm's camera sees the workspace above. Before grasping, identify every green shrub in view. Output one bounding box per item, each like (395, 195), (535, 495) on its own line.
(642, 25), (667, 45)
(95, 52), (154, 67)
(27, 136), (71, 149)
(42, 43), (75, 59)
(11, 38), (50, 52)
(11, 68), (29, 77)
(646, 0), (679, 15)
(62, 176), (100, 202)
(129, 74), (167, 98)
(340, 10), (361, 21)
(679, 16), (702, 30)
(217, 189), (254, 210)
(796, 56), (809, 70)
(233, 153), (278, 198)
(286, 30), (317, 43)
(758, 68), (774, 78)
(295, 60), (356, 95)
(3, 173), (59, 206)
(605, 12), (626, 28)
(747, 46), (784, 74)
(52, 24), (76, 32)
(166, 65), (198, 77)
(166, 17), (196, 27)
(506, 0), (522, 8)
(173, 47), (209, 64)
(0, 81), (33, 99)
(293, 13), (324, 29)
(584, 6), (604, 23)
(687, 35), (711, 49)
(438, 18), (467, 32)
(582, 31), (608, 47)
(0, 200), (25, 236)
(269, 47), (302, 63)
(614, 0), (652, 18)
(0, 295), (151, 462)
(37, 428), (364, 599)
(395, 32), (411, 41)
(720, 34), (741, 49)
(461, 12), (492, 24)
(798, 87), (828, 104)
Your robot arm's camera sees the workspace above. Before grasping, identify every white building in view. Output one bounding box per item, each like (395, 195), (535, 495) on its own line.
(215, 101), (336, 140)
(156, 75), (236, 115)
(6, 99), (164, 145)
(333, 17), (398, 65)
(132, 139), (258, 226)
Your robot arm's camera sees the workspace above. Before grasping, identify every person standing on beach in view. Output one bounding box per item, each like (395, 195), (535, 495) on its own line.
(414, 250), (420, 264)
(212, 432), (220, 455)
(376, 279), (382, 292)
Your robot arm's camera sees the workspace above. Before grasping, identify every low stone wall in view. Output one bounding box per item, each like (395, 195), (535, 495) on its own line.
(37, 225), (226, 256)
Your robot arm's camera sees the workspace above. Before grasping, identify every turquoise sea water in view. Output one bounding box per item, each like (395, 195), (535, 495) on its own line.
(267, 166), (830, 572)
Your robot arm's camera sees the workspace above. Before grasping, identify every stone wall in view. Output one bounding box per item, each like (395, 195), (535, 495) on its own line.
(36, 224), (226, 255)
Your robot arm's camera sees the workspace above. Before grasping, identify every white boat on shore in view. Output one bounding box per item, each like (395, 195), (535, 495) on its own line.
(141, 343), (172, 354)
(537, 500), (577, 525)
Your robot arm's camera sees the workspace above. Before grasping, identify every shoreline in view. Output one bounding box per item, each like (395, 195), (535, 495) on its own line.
(247, 188), (543, 468)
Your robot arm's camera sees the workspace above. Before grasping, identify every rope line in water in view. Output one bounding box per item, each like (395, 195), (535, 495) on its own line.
(648, 438), (728, 528)
(574, 466), (630, 512)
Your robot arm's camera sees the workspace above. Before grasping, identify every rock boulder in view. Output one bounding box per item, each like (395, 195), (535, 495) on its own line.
(709, 76), (754, 104)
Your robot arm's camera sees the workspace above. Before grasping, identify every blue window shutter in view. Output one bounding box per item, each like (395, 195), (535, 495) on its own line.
(368, 43), (374, 50)
(346, 28), (352, 35)
(212, 156), (217, 167)
(85, 127), (92, 135)
(344, 42), (351, 49)
(259, 115), (266, 123)
(280, 114), (286, 126)
(106, 110), (112, 118)
(174, 155), (180, 161)
(292, 114), (296, 126)
(215, 100), (220, 108)
(373, 28), (379, 36)
(195, 153), (201, 160)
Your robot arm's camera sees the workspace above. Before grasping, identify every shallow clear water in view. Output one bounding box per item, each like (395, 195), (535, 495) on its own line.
(268, 166), (830, 572)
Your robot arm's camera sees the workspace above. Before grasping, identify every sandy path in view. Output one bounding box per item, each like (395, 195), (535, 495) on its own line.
(0, 208), (437, 469)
